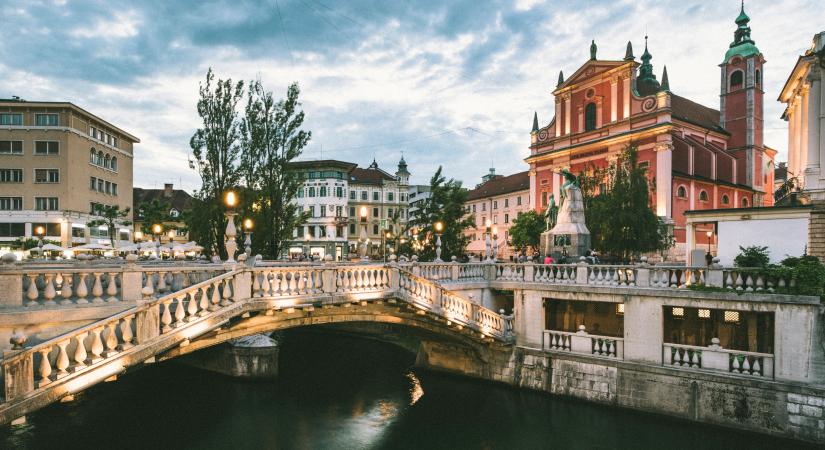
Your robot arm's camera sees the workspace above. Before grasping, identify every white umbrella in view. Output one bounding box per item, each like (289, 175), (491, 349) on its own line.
(139, 241), (157, 249)
(73, 243), (112, 251)
(41, 243), (66, 252)
(117, 244), (140, 252)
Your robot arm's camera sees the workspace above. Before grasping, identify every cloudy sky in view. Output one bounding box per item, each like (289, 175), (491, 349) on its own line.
(2, 0), (820, 191)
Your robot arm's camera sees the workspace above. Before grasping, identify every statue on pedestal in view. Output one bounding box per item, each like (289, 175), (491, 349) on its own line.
(545, 196), (558, 231)
(542, 169), (590, 259)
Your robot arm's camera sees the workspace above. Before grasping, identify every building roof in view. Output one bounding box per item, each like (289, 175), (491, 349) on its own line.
(288, 159), (358, 172)
(670, 94), (728, 135)
(466, 171), (530, 201)
(133, 186), (193, 220)
(774, 162), (788, 182)
(0, 98), (140, 142)
(350, 166), (396, 185)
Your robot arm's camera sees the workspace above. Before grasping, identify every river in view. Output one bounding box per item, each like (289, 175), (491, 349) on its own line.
(1, 330), (813, 449)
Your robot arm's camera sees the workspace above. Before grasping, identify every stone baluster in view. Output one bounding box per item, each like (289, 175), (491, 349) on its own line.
(89, 328), (104, 362)
(72, 332), (88, 370)
(119, 316), (134, 350)
(252, 272), (262, 297)
(54, 340), (70, 378)
(209, 282), (221, 311)
(36, 348), (53, 387)
(106, 273), (119, 302)
(186, 291), (198, 320)
(221, 279), (232, 306)
(160, 299), (173, 333)
(173, 295), (186, 326)
(142, 272), (155, 299)
(198, 286), (209, 316)
(76, 273), (89, 304)
(103, 322), (119, 357)
(158, 272), (169, 293)
(60, 273), (74, 305)
(26, 273), (40, 306)
(91, 272), (105, 303)
(41, 273), (57, 307)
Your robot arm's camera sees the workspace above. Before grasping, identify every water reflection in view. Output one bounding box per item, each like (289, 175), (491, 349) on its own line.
(0, 329), (816, 450)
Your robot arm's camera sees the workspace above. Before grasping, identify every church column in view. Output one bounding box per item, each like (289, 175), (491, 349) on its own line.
(801, 85), (814, 187)
(564, 94), (571, 135)
(788, 98), (798, 177)
(795, 94), (806, 178)
(529, 167), (538, 210)
(807, 71), (822, 179)
(610, 78), (618, 122)
(555, 99), (562, 137)
(655, 142), (673, 218)
(623, 75), (631, 119)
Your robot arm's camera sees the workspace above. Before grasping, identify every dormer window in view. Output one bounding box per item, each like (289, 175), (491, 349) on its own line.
(584, 103), (597, 131)
(170, 208), (179, 218)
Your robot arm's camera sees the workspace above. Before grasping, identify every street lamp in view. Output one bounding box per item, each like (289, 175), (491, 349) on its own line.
(224, 190), (238, 263)
(359, 206), (368, 259)
(434, 221), (444, 262)
(384, 230), (393, 262)
(243, 219), (253, 257)
(34, 225), (45, 259)
(484, 218), (493, 262)
(492, 225), (499, 262)
(705, 229), (714, 267)
(134, 230), (143, 242)
(152, 224), (162, 258)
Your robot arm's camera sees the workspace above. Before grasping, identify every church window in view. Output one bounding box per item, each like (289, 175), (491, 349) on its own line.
(676, 186), (687, 198)
(729, 70), (744, 90)
(721, 194), (730, 205)
(755, 69), (761, 87)
(698, 190), (709, 202)
(584, 103), (597, 131)
(741, 196), (749, 207)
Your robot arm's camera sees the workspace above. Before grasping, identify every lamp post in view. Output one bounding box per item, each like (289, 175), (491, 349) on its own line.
(492, 225), (499, 263)
(484, 218), (492, 262)
(705, 229), (714, 267)
(243, 219), (253, 257)
(359, 206), (368, 260)
(434, 221), (444, 262)
(224, 191), (238, 263)
(384, 231), (393, 262)
(34, 225), (45, 259)
(152, 223), (162, 259)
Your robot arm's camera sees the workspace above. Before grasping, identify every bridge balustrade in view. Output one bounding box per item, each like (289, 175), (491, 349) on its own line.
(663, 342), (775, 378)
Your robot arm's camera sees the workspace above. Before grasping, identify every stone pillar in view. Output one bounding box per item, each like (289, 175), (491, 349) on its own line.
(389, 266), (400, 291)
(655, 142), (673, 218)
(575, 261), (588, 284)
(0, 273), (23, 308)
(685, 222), (695, 266)
(233, 271), (251, 302)
(514, 290), (543, 348)
(552, 171), (561, 204)
(450, 263), (459, 282)
(564, 94), (571, 135)
(610, 78), (618, 123)
(135, 304), (160, 344)
(773, 304), (817, 383)
(622, 75), (631, 119)
(623, 296), (663, 364)
(555, 99), (562, 137)
(523, 263), (534, 283)
(635, 264), (650, 288)
(322, 267), (337, 294)
(121, 261), (143, 303)
(183, 335), (280, 379)
(2, 350), (33, 402)
(807, 74), (821, 176)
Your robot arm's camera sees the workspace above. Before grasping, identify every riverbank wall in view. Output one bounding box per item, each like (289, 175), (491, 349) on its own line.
(416, 341), (825, 445)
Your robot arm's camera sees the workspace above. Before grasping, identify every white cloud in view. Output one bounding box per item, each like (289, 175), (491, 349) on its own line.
(71, 10), (141, 40)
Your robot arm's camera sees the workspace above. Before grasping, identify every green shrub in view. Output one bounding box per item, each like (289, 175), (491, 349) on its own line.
(734, 246), (770, 268)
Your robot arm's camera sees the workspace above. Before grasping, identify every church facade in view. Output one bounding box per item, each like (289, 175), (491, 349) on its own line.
(525, 4), (776, 258)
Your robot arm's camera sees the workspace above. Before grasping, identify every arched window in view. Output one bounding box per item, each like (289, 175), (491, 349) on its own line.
(699, 190), (709, 202)
(97, 150), (104, 166)
(584, 103), (597, 131)
(90, 148), (96, 163)
(104, 154), (111, 169)
(110, 156), (117, 171)
(730, 70), (744, 90)
(676, 186), (687, 198)
(755, 69), (761, 87)
(721, 194), (730, 205)
(741, 196), (749, 207)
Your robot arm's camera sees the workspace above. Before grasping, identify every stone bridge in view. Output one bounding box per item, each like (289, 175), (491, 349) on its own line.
(1, 259), (825, 444)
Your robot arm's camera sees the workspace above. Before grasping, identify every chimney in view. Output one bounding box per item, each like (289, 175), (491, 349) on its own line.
(164, 183), (174, 198)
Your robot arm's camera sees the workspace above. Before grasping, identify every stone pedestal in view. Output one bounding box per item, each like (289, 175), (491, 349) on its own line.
(182, 333), (280, 379)
(543, 184), (590, 259)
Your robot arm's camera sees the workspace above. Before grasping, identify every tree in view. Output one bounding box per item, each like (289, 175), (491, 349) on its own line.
(187, 68), (244, 258)
(87, 205), (132, 247)
(239, 80), (311, 259)
(734, 245), (770, 268)
(137, 199), (172, 235)
(509, 210), (544, 254)
(409, 166), (475, 261)
(581, 144), (671, 262)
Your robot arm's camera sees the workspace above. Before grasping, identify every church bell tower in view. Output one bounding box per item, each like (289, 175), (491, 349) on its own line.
(720, 1), (765, 189)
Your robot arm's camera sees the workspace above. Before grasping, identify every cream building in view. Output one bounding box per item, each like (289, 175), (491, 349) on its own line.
(0, 97), (138, 249)
(347, 158), (410, 258)
(780, 31), (825, 199)
(464, 168), (531, 260)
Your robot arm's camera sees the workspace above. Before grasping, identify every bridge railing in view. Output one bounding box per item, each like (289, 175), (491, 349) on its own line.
(662, 342), (774, 379)
(397, 270), (510, 341)
(0, 262), (228, 308)
(408, 261), (800, 294)
(1, 269), (241, 403)
(542, 328), (624, 359)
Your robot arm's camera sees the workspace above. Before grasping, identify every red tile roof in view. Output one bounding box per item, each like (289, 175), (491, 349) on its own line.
(350, 167), (396, 185)
(466, 171), (530, 201)
(670, 94), (728, 135)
